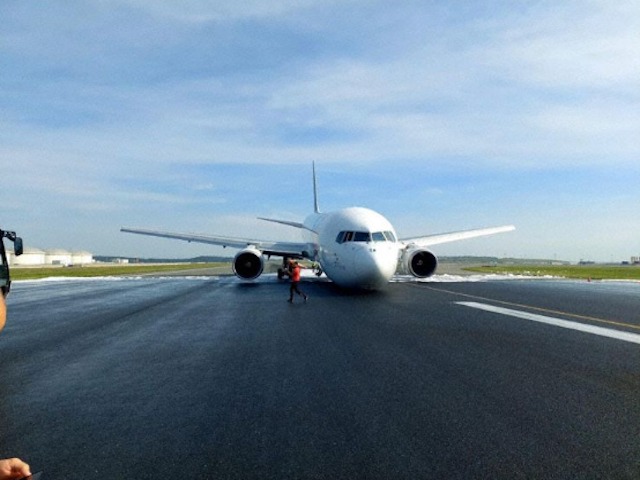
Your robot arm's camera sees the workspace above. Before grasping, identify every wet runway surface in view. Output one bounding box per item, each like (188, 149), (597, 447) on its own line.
(1, 276), (640, 479)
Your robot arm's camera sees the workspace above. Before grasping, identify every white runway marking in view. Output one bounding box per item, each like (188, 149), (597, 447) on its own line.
(456, 301), (640, 345)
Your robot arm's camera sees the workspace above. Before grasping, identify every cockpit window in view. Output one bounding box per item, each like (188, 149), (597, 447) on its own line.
(336, 231), (355, 243)
(353, 232), (371, 242)
(336, 230), (395, 243)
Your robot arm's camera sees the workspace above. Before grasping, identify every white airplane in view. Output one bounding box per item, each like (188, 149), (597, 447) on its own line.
(122, 164), (514, 289)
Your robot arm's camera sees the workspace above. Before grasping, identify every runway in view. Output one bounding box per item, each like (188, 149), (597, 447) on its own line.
(1, 275), (639, 479)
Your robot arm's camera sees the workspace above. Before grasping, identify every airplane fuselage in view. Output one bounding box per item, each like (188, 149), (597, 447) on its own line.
(302, 207), (400, 289)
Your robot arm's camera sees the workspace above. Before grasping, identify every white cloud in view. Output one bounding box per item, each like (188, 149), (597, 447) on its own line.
(477, 1), (640, 90)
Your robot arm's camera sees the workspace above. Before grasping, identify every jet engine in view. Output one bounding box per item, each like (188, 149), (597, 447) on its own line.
(401, 248), (438, 278)
(232, 247), (264, 280)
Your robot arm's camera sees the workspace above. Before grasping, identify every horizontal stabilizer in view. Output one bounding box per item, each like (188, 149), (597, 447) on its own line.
(258, 217), (317, 234)
(401, 225), (515, 247)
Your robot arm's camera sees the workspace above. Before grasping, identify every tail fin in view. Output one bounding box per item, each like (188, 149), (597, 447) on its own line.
(312, 161), (320, 213)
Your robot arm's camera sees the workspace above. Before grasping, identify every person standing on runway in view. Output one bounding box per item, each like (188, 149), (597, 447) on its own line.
(287, 260), (308, 303)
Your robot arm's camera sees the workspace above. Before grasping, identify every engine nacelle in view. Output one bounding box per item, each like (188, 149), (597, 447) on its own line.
(401, 248), (438, 278)
(232, 248), (264, 280)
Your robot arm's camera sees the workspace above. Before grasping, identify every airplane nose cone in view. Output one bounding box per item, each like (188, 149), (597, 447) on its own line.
(355, 247), (396, 289)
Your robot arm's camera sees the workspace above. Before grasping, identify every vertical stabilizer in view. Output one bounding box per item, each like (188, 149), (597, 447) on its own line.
(313, 161), (320, 213)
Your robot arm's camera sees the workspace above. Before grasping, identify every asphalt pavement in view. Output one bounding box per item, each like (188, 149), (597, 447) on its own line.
(1, 275), (639, 479)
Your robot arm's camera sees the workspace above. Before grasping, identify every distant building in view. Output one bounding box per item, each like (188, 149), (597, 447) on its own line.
(10, 247), (46, 266)
(71, 251), (94, 265)
(632, 256), (640, 265)
(45, 249), (72, 266)
(8, 247), (94, 266)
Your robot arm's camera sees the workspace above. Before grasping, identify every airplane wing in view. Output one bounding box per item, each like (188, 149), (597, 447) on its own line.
(400, 225), (515, 247)
(120, 227), (313, 259)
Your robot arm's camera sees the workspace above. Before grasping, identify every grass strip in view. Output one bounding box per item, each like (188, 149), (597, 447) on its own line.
(465, 265), (640, 280)
(11, 263), (228, 281)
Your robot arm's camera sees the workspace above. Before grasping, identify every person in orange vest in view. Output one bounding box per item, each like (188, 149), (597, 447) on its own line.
(287, 260), (308, 303)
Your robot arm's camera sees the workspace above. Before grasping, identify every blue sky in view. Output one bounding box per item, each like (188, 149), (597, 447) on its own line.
(1, 0), (639, 262)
